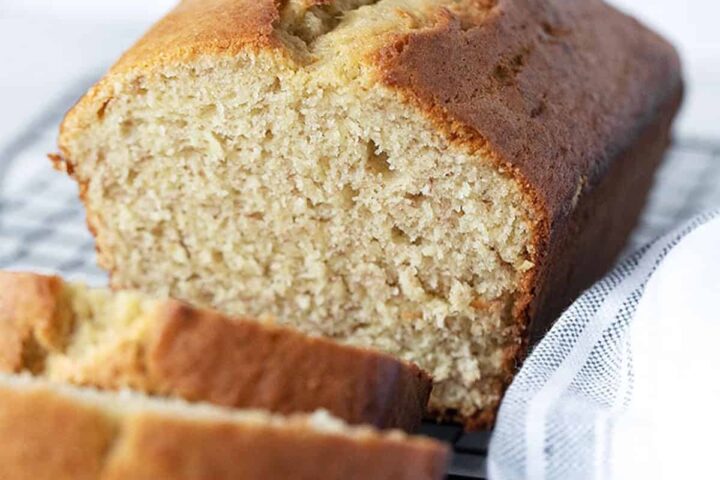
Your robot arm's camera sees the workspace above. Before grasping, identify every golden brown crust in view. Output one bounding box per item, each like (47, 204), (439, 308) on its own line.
(106, 412), (447, 479)
(375, 0), (682, 428)
(0, 271), (431, 431)
(0, 376), (449, 480)
(376, 0), (681, 220)
(0, 385), (117, 480)
(146, 300), (431, 430)
(0, 272), (71, 372)
(527, 85), (683, 344)
(110, 0), (283, 74)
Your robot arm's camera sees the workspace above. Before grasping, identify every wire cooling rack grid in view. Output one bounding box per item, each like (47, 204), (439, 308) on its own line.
(1, 79), (719, 479)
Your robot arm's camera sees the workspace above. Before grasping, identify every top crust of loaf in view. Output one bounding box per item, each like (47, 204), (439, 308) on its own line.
(377, 0), (682, 221)
(60, 0), (682, 216)
(0, 271), (431, 431)
(111, 0), (283, 71)
(0, 373), (449, 480)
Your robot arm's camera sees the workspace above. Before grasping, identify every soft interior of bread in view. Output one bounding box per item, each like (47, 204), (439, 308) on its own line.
(61, 0), (535, 419)
(37, 283), (160, 391)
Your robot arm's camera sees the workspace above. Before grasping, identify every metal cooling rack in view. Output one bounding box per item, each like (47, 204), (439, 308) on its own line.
(1, 79), (719, 479)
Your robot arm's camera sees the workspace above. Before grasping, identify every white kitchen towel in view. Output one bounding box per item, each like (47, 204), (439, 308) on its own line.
(488, 209), (720, 480)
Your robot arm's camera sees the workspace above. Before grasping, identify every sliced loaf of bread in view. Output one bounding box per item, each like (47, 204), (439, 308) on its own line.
(55, 0), (682, 426)
(0, 373), (448, 479)
(0, 271), (430, 431)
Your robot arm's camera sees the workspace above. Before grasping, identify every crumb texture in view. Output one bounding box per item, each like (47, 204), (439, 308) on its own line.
(59, 0), (536, 422)
(0, 276), (161, 392)
(43, 283), (160, 391)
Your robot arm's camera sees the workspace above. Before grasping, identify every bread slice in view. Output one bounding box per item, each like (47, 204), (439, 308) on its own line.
(0, 373), (448, 479)
(0, 271), (430, 431)
(54, 0), (682, 427)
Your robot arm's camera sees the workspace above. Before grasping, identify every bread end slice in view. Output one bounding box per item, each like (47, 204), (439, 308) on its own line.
(0, 373), (449, 480)
(0, 271), (431, 431)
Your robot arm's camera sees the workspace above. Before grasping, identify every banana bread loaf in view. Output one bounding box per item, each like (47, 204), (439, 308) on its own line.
(54, 0), (683, 427)
(0, 373), (448, 479)
(0, 271), (430, 431)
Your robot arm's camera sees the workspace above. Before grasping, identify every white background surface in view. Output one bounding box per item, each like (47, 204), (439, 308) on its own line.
(0, 0), (718, 149)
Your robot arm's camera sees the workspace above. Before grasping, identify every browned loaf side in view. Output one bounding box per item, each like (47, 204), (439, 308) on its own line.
(0, 373), (448, 480)
(55, 0), (683, 427)
(0, 271), (431, 431)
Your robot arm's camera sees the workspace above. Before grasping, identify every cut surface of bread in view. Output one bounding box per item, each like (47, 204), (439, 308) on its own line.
(0, 271), (431, 431)
(0, 373), (449, 480)
(56, 0), (682, 426)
